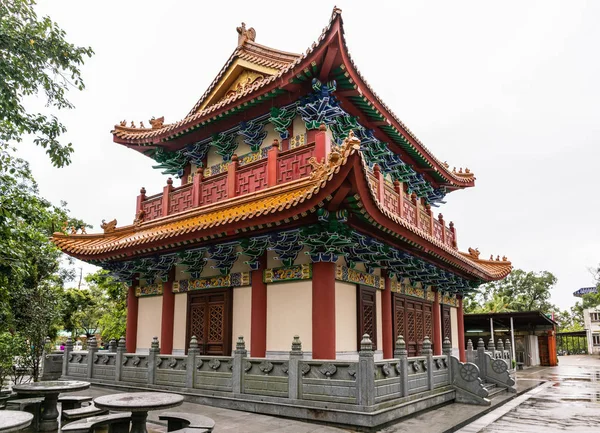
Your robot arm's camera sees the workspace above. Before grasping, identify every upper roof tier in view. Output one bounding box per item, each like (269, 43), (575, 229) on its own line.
(111, 7), (475, 192)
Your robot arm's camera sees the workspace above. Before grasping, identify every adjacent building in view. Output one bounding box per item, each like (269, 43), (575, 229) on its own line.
(574, 286), (600, 355)
(52, 8), (512, 362)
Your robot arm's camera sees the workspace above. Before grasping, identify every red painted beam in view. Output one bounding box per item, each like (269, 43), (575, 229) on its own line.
(381, 271), (393, 359)
(457, 295), (466, 362)
(160, 275), (175, 355)
(319, 47), (339, 82)
(433, 290), (442, 355)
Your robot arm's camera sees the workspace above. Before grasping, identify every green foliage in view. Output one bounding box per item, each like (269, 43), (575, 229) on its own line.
(0, 332), (27, 390)
(466, 269), (558, 314)
(0, 0), (93, 168)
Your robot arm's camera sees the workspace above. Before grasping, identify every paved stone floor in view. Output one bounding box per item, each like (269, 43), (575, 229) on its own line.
(456, 355), (600, 433)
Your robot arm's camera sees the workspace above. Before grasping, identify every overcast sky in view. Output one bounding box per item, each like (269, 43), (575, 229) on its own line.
(18, 0), (599, 310)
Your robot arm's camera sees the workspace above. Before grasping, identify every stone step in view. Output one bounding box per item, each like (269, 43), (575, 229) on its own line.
(487, 386), (507, 398)
(482, 383), (497, 390)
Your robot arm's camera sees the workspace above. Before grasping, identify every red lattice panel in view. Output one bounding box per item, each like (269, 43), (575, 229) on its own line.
(407, 310), (416, 342)
(208, 305), (224, 342)
(403, 201), (417, 225)
(142, 196), (162, 221)
(419, 211), (431, 234)
(445, 228), (455, 248)
(169, 185), (193, 214)
(395, 305), (405, 338)
(433, 220), (444, 242)
(424, 310), (432, 340)
(277, 145), (314, 183)
(236, 160), (268, 195)
(443, 309), (452, 340)
(201, 174), (228, 206)
(383, 186), (398, 214)
(415, 306), (424, 341)
(190, 304), (205, 342)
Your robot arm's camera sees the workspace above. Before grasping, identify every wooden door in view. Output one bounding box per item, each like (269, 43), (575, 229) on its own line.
(538, 336), (550, 366)
(186, 288), (232, 356)
(357, 286), (377, 350)
(393, 294), (405, 349)
(394, 294), (432, 356)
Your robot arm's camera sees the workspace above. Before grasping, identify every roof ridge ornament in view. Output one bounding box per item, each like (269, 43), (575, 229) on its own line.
(236, 22), (256, 46)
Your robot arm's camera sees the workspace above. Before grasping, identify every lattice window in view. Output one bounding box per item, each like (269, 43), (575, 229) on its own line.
(407, 310), (416, 342)
(363, 304), (375, 343)
(277, 146), (314, 183)
(433, 221), (444, 242)
(236, 161), (268, 195)
(445, 228), (454, 248)
(443, 308), (452, 341)
(208, 305), (224, 342)
(424, 310), (432, 340)
(419, 212), (431, 234)
(359, 286), (377, 350)
(383, 187), (397, 214)
(403, 201), (416, 225)
(190, 304), (205, 343)
(416, 309), (424, 341)
(395, 304), (405, 338)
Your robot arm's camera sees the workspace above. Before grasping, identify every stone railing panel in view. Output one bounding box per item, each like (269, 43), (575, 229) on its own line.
(298, 361), (358, 404)
(450, 357), (489, 406)
(121, 354), (149, 383)
(155, 355), (187, 387)
(67, 351), (88, 377)
(432, 356), (450, 388)
(406, 357), (429, 395)
(41, 352), (64, 381)
(194, 356), (233, 392)
(91, 352), (116, 380)
(242, 358), (289, 398)
(374, 360), (402, 403)
(481, 353), (516, 392)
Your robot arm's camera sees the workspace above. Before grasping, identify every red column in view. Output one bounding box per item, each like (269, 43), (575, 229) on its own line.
(433, 290), (442, 355)
(267, 140), (279, 187)
(314, 123), (331, 161)
(126, 285), (138, 353)
(192, 168), (203, 207)
(162, 178), (173, 217)
(227, 154), (238, 198)
(160, 277), (175, 355)
(457, 295), (466, 362)
(381, 271), (393, 359)
(312, 261), (336, 359)
(251, 254), (268, 357)
(136, 187), (146, 215)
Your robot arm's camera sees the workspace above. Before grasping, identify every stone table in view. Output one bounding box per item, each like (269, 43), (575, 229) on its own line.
(94, 392), (184, 433)
(12, 380), (90, 431)
(0, 410), (34, 433)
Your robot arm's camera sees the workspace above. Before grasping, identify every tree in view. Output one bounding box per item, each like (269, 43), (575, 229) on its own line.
(466, 269), (558, 314)
(0, 0), (93, 168)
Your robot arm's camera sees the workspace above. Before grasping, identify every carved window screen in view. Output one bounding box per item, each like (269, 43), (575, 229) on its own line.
(358, 285), (377, 351)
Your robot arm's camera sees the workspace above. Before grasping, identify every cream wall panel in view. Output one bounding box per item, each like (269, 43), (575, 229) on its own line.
(450, 306), (459, 349)
(376, 290), (383, 350)
(292, 116), (306, 138)
(335, 282), (357, 352)
(232, 286), (252, 352)
(172, 293), (187, 351)
(267, 281), (312, 352)
(263, 123), (279, 148)
(137, 296), (163, 350)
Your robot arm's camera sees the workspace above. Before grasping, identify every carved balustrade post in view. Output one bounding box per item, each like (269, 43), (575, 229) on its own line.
(62, 337), (73, 377)
(227, 154), (239, 198)
(497, 339), (505, 361)
(358, 334), (375, 406)
(426, 204), (434, 235)
(108, 339), (117, 353)
(162, 178), (174, 217)
(449, 221), (457, 248)
(442, 337), (453, 381)
(115, 337), (126, 382)
(476, 338), (486, 377)
(192, 169), (204, 207)
(267, 139), (280, 187)
(505, 339), (513, 365)
(314, 123), (331, 162)
(148, 337), (159, 385)
(487, 337), (496, 358)
(232, 336), (247, 394)
(394, 180), (404, 219)
(87, 337), (97, 379)
(466, 339), (475, 363)
(288, 335), (303, 400)
(373, 164), (384, 202)
(395, 334), (409, 397)
(186, 336), (199, 388)
(136, 187), (147, 215)
(439, 214), (446, 244)
(411, 192), (420, 228)
(422, 336), (434, 390)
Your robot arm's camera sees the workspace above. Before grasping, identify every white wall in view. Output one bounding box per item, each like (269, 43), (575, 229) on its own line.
(137, 296), (163, 352)
(266, 281), (312, 353)
(232, 285), (252, 353)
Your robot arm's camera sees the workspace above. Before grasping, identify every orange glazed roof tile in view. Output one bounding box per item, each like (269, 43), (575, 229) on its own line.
(52, 133), (509, 281)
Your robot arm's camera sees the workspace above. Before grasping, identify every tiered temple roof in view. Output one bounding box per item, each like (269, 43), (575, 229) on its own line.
(52, 8), (511, 291)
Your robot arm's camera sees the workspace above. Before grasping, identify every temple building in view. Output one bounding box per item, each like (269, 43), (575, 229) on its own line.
(52, 8), (512, 362)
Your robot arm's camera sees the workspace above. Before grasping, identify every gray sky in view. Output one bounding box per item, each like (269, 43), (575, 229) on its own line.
(19, 0), (600, 310)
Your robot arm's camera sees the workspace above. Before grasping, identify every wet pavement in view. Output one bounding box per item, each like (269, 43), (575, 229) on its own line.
(458, 355), (600, 433)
